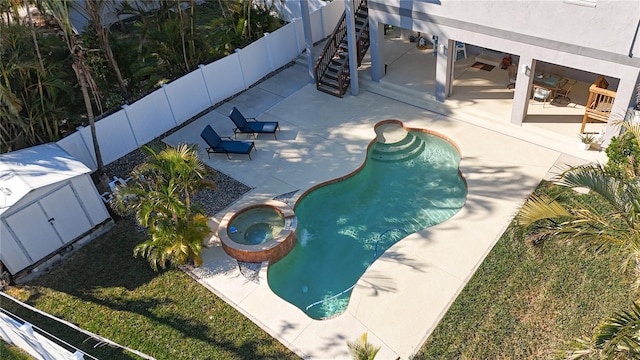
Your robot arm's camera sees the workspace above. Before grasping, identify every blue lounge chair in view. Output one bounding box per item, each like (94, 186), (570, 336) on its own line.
(200, 125), (255, 160)
(229, 107), (279, 139)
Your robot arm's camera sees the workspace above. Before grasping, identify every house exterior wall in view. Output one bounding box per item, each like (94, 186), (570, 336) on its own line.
(369, 0), (639, 61)
(367, 0), (640, 143)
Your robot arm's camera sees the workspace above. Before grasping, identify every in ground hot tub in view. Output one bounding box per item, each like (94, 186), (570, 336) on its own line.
(217, 200), (297, 263)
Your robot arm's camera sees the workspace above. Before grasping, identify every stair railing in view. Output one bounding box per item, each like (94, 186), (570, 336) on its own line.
(314, 0), (369, 97)
(314, 12), (348, 90)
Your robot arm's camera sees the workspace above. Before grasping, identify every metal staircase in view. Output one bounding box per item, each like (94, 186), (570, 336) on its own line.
(314, 0), (370, 97)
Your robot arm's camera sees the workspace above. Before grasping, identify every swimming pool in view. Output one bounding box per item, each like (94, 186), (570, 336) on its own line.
(267, 121), (467, 319)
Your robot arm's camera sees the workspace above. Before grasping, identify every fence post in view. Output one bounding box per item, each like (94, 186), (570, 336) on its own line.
(121, 105), (141, 148)
(76, 126), (98, 170)
(161, 84), (179, 126)
(235, 48), (248, 89)
(198, 64), (214, 107)
(291, 18), (300, 55)
(263, 32), (276, 71)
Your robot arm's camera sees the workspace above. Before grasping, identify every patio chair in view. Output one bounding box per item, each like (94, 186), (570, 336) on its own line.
(555, 79), (577, 103)
(200, 125), (255, 160)
(228, 107), (279, 139)
(532, 85), (552, 107)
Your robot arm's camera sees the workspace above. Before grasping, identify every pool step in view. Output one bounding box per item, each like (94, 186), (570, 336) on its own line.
(371, 133), (425, 162)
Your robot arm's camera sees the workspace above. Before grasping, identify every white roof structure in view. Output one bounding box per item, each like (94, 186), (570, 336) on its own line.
(0, 144), (91, 215)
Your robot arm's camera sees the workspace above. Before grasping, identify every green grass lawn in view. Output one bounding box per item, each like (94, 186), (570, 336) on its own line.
(416, 181), (636, 359)
(0, 341), (33, 360)
(5, 218), (299, 360)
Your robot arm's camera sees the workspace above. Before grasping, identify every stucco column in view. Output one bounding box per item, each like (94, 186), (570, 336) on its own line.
(601, 70), (640, 146)
(446, 39), (455, 97)
(510, 56), (535, 126)
(435, 36), (450, 102)
(345, 0), (359, 95)
(300, 0), (314, 82)
(369, 19), (385, 82)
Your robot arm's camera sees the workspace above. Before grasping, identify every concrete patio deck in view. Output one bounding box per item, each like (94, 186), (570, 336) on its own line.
(162, 37), (608, 359)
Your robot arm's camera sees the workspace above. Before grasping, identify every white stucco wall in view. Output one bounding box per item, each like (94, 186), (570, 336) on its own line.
(372, 0), (639, 59)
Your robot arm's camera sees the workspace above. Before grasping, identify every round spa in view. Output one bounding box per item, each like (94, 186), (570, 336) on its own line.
(217, 200), (297, 263)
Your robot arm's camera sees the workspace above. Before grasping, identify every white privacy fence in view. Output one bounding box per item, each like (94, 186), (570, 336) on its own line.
(57, 1), (344, 170)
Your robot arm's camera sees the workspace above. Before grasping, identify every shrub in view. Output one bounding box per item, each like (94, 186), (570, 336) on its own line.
(605, 131), (640, 179)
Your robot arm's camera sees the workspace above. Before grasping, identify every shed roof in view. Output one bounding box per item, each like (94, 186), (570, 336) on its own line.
(0, 144), (91, 215)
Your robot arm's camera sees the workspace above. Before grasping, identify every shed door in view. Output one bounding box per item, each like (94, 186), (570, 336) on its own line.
(5, 184), (92, 264)
(39, 185), (92, 242)
(5, 202), (62, 264)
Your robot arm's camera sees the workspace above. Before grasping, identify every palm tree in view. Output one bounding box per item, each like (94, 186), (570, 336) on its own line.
(0, 22), (73, 152)
(80, 0), (130, 98)
(23, 0), (45, 72)
(559, 301), (640, 359)
(514, 118), (640, 359)
(133, 211), (210, 271)
(347, 332), (380, 360)
(113, 144), (216, 270)
(514, 119), (640, 286)
(44, 0), (109, 189)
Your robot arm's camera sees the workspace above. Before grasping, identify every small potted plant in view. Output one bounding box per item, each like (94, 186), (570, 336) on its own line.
(578, 133), (595, 150)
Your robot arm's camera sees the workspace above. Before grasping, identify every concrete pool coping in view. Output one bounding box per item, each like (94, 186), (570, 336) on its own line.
(163, 60), (607, 359)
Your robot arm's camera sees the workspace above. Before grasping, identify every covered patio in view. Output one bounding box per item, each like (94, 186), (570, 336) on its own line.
(358, 27), (612, 142)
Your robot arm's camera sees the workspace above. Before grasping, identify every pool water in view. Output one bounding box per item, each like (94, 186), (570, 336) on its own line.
(228, 207), (284, 245)
(267, 130), (467, 319)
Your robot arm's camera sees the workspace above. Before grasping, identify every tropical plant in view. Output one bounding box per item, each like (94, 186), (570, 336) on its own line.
(0, 22), (74, 152)
(558, 301), (640, 359)
(514, 118), (640, 358)
(113, 144), (216, 270)
(579, 133), (596, 144)
(76, 0), (130, 98)
(605, 130), (640, 181)
(44, 0), (110, 189)
(23, 0), (45, 71)
(347, 332), (380, 360)
(515, 119), (640, 270)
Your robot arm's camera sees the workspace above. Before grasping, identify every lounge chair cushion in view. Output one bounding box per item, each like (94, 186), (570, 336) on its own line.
(244, 121), (279, 133)
(229, 107), (279, 137)
(201, 125), (222, 147)
(200, 125), (255, 159)
(219, 141), (253, 154)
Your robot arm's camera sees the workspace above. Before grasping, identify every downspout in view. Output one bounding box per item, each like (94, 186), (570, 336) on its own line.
(630, 17), (640, 58)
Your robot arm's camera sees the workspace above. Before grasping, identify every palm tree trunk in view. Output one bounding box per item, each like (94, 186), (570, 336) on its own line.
(175, 3), (190, 72)
(73, 61), (109, 191)
(23, 0), (44, 72)
(84, 0), (130, 99)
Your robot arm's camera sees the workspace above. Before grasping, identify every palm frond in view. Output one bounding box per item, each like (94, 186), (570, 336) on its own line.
(593, 301), (640, 358)
(556, 337), (596, 360)
(558, 164), (625, 210)
(515, 194), (572, 228)
(347, 332), (380, 360)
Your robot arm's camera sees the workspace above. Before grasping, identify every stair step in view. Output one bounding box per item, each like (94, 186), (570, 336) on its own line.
(312, 2), (368, 99)
(324, 72), (339, 81)
(317, 84), (344, 98)
(319, 78), (340, 89)
(371, 133), (426, 162)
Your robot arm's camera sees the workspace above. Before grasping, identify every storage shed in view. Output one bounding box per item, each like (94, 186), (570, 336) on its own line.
(0, 144), (111, 278)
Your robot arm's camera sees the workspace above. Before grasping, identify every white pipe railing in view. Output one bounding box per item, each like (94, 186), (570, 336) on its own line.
(0, 292), (155, 360)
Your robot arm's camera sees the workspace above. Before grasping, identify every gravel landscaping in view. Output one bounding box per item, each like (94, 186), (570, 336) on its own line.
(103, 145), (252, 218)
